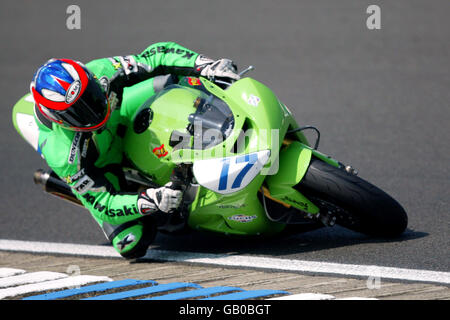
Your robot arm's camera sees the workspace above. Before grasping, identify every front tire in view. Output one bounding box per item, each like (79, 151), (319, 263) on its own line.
(297, 158), (408, 237)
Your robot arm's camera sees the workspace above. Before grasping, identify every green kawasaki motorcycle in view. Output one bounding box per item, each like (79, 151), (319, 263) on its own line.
(12, 68), (408, 239)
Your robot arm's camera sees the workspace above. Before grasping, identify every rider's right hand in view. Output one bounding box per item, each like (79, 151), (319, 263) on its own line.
(137, 183), (183, 215)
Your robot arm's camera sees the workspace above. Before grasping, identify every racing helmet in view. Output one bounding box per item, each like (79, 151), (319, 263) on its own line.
(30, 58), (110, 132)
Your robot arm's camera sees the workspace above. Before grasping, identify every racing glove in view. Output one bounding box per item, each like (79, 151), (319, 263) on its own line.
(137, 183), (183, 215)
(196, 56), (240, 82)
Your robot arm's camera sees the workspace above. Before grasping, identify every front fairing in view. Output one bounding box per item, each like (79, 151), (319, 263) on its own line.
(122, 76), (302, 235)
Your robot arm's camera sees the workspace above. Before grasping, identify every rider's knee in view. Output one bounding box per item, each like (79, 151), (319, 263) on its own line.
(102, 218), (157, 259)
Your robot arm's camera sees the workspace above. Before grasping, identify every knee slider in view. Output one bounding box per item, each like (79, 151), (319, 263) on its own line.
(102, 218), (156, 259)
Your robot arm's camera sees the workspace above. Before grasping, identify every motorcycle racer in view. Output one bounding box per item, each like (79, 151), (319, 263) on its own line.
(30, 42), (240, 259)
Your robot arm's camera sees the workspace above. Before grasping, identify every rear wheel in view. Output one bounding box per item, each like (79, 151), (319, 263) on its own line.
(297, 157), (408, 237)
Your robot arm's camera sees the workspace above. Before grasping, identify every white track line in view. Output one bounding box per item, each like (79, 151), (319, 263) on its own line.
(0, 239), (118, 257)
(269, 293), (378, 300)
(336, 297), (379, 300)
(1, 239), (449, 285)
(0, 268), (25, 278)
(269, 293), (336, 300)
(0, 271), (67, 288)
(0, 275), (111, 300)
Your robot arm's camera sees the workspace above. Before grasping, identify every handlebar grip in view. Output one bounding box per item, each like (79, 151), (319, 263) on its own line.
(168, 180), (183, 190)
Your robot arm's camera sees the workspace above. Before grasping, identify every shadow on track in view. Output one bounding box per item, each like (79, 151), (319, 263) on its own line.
(146, 226), (428, 258)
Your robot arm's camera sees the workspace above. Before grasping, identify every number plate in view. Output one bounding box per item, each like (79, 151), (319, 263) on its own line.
(193, 150), (271, 194)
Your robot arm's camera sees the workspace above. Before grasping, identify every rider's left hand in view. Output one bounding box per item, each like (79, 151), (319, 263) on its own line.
(198, 58), (240, 82)
(137, 183), (183, 215)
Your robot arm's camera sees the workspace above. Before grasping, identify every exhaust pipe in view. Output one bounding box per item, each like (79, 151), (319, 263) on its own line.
(33, 169), (83, 207)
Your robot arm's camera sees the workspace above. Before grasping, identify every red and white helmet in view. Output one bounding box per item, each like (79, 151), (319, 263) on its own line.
(30, 58), (110, 131)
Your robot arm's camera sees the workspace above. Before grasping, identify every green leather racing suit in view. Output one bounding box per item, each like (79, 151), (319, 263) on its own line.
(34, 42), (211, 259)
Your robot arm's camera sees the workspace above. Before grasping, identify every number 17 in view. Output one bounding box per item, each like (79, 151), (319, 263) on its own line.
(218, 153), (258, 191)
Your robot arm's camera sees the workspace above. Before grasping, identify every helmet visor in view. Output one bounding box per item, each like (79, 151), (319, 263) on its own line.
(54, 73), (110, 131)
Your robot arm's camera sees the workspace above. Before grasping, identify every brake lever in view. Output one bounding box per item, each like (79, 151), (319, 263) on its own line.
(210, 66), (255, 89)
(239, 65), (255, 77)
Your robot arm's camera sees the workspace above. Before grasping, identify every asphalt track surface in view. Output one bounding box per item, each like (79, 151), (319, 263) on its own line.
(0, 0), (449, 274)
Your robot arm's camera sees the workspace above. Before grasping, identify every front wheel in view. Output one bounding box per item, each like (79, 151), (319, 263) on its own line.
(297, 158), (408, 237)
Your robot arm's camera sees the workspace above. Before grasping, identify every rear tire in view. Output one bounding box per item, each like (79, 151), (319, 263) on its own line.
(297, 158), (408, 237)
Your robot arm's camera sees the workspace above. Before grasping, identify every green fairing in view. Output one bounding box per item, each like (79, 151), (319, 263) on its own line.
(12, 50), (345, 236)
(265, 141), (319, 214)
(122, 76), (327, 235)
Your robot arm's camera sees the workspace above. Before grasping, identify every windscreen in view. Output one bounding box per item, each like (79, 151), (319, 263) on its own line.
(133, 83), (235, 150)
(187, 92), (235, 149)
